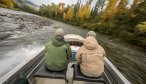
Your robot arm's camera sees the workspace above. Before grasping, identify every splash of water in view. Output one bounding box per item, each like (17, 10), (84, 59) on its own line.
(0, 43), (44, 77)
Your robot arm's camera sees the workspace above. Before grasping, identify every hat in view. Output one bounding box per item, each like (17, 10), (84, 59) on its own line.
(55, 28), (65, 36)
(87, 31), (96, 37)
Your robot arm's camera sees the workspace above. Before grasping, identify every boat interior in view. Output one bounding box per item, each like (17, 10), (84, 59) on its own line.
(31, 41), (109, 84)
(0, 38), (130, 84)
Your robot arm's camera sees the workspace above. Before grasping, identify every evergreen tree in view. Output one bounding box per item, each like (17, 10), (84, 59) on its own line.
(90, 0), (106, 18)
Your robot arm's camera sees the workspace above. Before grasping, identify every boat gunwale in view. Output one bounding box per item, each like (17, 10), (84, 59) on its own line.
(0, 47), (45, 84)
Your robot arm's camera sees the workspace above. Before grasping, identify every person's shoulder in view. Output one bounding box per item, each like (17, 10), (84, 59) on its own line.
(62, 42), (70, 48)
(45, 40), (52, 46)
(98, 45), (105, 53)
(66, 43), (70, 46)
(78, 46), (84, 51)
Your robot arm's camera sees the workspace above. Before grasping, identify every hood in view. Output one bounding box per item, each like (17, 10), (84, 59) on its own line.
(83, 36), (98, 50)
(52, 36), (66, 46)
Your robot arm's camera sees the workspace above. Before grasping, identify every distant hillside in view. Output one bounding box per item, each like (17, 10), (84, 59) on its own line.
(14, 0), (39, 10)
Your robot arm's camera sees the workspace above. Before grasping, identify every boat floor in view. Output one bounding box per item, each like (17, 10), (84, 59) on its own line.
(35, 77), (104, 84)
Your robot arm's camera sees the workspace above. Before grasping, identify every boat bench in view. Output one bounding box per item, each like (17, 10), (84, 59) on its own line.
(34, 64), (105, 83)
(34, 65), (66, 79)
(73, 65), (105, 83)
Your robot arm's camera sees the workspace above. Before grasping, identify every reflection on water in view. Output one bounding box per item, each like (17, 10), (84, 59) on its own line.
(0, 43), (44, 77)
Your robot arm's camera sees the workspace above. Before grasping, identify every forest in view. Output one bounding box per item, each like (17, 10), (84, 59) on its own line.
(0, 0), (146, 49)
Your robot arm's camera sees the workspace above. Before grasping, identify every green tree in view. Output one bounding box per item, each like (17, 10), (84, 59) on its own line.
(132, 1), (146, 23)
(91, 0), (106, 17)
(74, 0), (81, 14)
(136, 21), (146, 33)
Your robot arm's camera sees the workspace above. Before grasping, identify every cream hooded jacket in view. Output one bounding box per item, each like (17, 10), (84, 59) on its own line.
(76, 36), (105, 77)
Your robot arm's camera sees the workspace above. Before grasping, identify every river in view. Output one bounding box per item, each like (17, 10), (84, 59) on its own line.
(0, 8), (146, 84)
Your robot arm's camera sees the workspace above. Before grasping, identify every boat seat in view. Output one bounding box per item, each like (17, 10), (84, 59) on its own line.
(74, 65), (105, 83)
(34, 64), (66, 79)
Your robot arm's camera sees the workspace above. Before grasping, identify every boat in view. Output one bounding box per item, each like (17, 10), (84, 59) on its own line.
(0, 34), (131, 84)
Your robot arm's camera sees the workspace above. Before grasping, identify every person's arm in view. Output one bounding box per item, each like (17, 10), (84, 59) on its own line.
(45, 41), (50, 53)
(99, 45), (106, 57)
(65, 43), (72, 63)
(102, 47), (106, 57)
(75, 47), (83, 64)
(67, 43), (72, 59)
(103, 51), (106, 57)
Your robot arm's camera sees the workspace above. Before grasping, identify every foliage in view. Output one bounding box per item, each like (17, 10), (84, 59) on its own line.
(90, 0), (105, 18)
(1, 0), (145, 49)
(76, 2), (90, 22)
(63, 7), (74, 21)
(17, 4), (38, 14)
(37, 0), (146, 50)
(116, 0), (127, 13)
(101, 0), (118, 22)
(0, 0), (14, 8)
(136, 22), (146, 33)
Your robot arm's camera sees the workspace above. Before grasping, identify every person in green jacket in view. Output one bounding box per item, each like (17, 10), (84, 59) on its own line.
(44, 28), (72, 71)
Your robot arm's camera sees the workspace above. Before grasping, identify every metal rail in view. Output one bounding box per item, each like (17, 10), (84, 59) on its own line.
(104, 57), (131, 84)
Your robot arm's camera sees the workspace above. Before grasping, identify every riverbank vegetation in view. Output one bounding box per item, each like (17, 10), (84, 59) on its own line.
(37, 0), (146, 49)
(0, 0), (38, 14)
(0, 0), (14, 8)
(1, 0), (145, 48)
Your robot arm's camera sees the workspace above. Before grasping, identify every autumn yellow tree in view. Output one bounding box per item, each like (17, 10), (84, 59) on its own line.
(0, 0), (14, 8)
(50, 3), (59, 18)
(63, 7), (74, 21)
(116, 0), (127, 13)
(101, 0), (118, 22)
(76, 2), (90, 22)
(136, 21), (146, 33)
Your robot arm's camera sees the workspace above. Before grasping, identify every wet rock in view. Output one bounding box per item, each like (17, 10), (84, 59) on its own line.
(6, 14), (13, 18)
(34, 27), (38, 29)
(18, 24), (25, 29)
(0, 17), (4, 22)
(0, 33), (10, 40)
(0, 12), (7, 16)
(3, 17), (13, 22)
(54, 26), (58, 28)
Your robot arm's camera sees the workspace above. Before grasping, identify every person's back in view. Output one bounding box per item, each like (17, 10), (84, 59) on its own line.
(76, 36), (105, 77)
(44, 28), (71, 71)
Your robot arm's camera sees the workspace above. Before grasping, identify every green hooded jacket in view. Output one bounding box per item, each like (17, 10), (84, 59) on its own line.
(44, 36), (72, 71)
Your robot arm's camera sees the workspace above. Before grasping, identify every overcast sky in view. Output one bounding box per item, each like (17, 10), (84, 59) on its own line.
(29, 0), (87, 6)
(29, 0), (134, 8)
